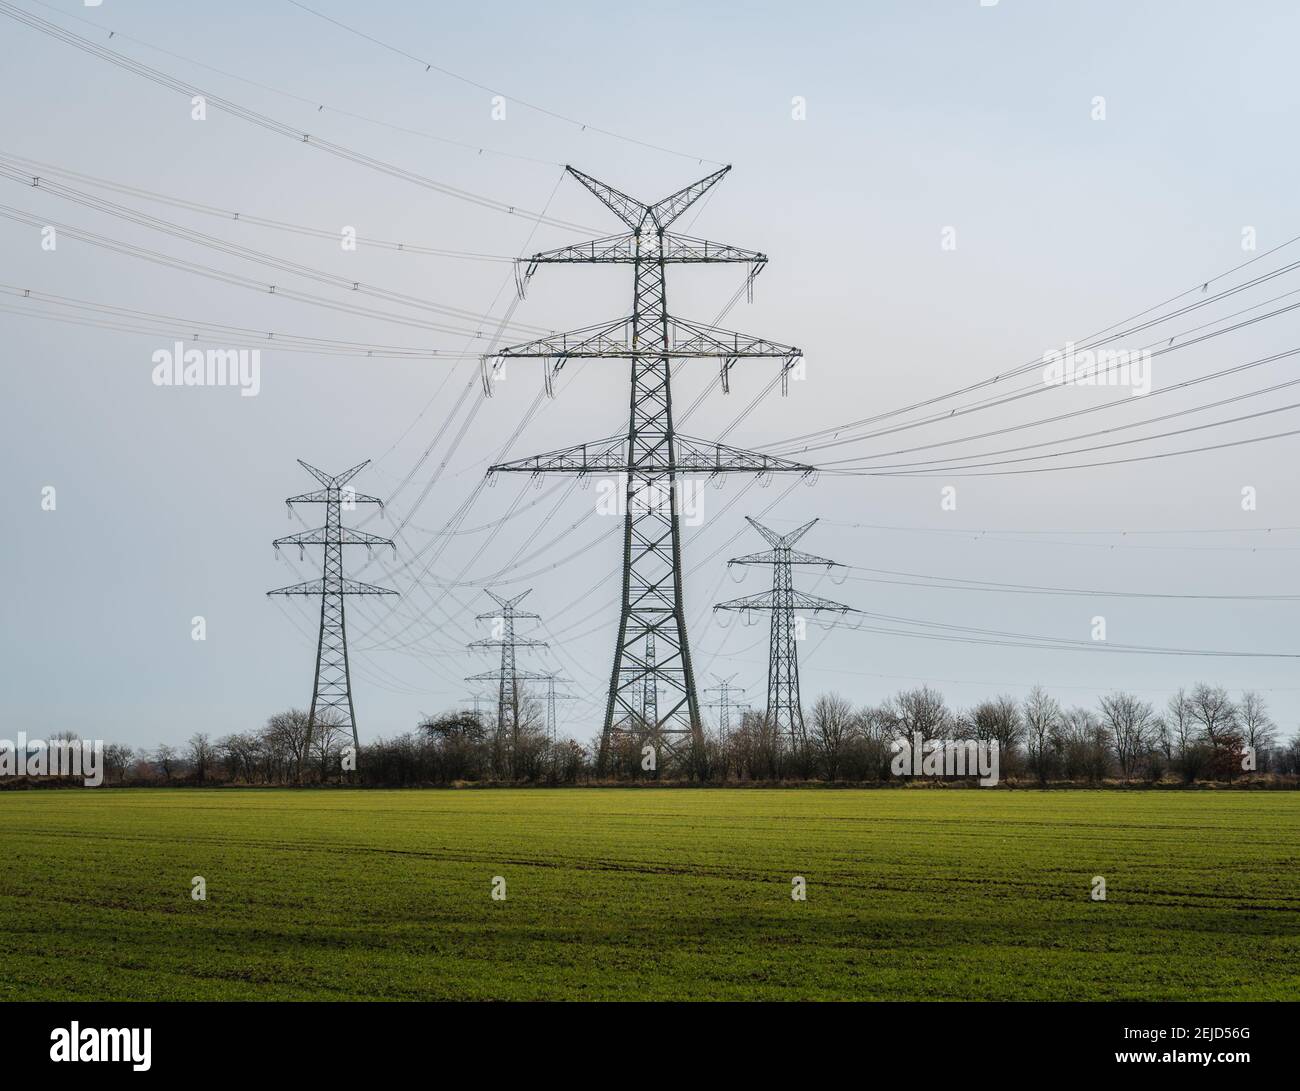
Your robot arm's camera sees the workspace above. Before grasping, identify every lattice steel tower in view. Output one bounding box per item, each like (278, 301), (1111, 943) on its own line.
(714, 518), (851, 745)
(267, 460), (396, 755)
(465, 589), (549, 770)
(542, 673), (579, 743)
(486, 166), (813, 765)
(703, 673), (747, 738)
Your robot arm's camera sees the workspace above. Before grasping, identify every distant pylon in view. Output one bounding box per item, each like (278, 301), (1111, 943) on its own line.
(267, 459), (396, 758)
(465, 589), (549, 774)
(485, 166), (815, 767)
(714, 518), (853, 745)
(542, 673), (579, 743)
(641, 632), (658, 728)
(703, 673), (746, 738)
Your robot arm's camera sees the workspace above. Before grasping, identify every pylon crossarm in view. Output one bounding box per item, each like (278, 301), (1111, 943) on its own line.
(668, 317), (800, 362)
(715, 590), (855, 614)
(468, 638), (548, 650)
(464, 670), (553, 683)
(647, 165), (732, 228)
(488, 435), (814, 476)
(297, 458), (370, 488)
(526, 232), (767, 266)
(286, 489), (384, 507)
(486, 588), (532, 611)
(565, 166), (648, 228)
(494, 318), (631, 359)
(674, 437), (813, 475)
(727, 548), (842, 567)
(495, 316), (799, 363)
(273, 528), (396, 549)
(267, 577), (397, 596)
(714, 591), (778, 611)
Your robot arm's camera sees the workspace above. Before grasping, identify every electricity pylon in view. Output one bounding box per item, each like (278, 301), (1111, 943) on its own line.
(542, 673), (579, 743)
(703, 673), (747, 738)
(485, 166), (814, 766)
(714, 517), (853, 746)
(465, 589), (549, 773)
(267, 459), (396, 758)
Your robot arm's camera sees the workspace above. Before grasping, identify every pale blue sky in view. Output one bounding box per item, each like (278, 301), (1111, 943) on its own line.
(4, 0), (1300, 748)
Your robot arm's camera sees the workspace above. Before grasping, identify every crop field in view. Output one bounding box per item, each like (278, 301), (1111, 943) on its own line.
(0, 788), (1296, 1001)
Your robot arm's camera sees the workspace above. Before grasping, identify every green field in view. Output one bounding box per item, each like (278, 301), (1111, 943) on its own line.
(0, 788), (1296, 1001)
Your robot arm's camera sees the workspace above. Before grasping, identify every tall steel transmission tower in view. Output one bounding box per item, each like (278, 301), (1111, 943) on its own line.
(486, 166), (813, 765)
(465, 589), (549, 772)
(267, 460), (396, 756)
(714, 517), (852, 745)
(703, 673), (747, 739)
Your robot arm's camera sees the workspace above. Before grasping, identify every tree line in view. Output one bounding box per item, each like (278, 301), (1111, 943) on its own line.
(12, 682), (1299, 788)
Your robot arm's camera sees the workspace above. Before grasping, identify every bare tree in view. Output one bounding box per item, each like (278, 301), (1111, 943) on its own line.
(889, 686), (951, 740)
(102, 742), (135, 784)
(186, 733), (215, 784)
(970, 695), (1023, 775)
(1238, 691), (1276, 771)
(1099, 692), (1157, 781)
(217, 732), (263, 783)
(308, 715), (347, 781)
(1023, 685), (1061, 785)
(1055, 707), (1111, 782)
(1187, 683), (1237, 745)
(810, 692), (857, 780)
(264, 709), (312, 782)
(154, 743), (178, 782)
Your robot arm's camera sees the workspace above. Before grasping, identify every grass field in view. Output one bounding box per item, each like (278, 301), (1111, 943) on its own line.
(0, 787), (1296, 1001)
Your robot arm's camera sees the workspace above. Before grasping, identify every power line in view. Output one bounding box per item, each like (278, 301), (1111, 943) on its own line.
(0, 2), (597, 232)
(282, 0), (724, 166)
(2, 163), (551, 334)
(774, 291), (1300, 462)
(0, 283), (479, 359)
(21, 0), (563, 167)
(761, 245), (1300, 453)
(828, 351), (1300, 472)
(831, 610), (1300, 659)
(838, 564), (1300, 601)
(833, 406), (1300, 478)
(0, 204), (516, 341)
(2, 150), (518, 262)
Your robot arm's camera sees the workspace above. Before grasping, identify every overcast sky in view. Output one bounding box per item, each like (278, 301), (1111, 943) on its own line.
(5, 0), (1300, 749)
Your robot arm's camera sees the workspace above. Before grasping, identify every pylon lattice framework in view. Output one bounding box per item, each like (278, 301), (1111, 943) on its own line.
(703, 673), (747, 738)
(714, 517), (854, 745)
(465, 589), (549, 773)
(543, 673), (579, 743)
(486, 166), (814, 764)
(267, 459), (397, 756)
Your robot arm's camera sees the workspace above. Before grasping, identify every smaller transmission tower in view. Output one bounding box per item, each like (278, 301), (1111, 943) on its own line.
(703, 673), (747, 739)
(714, 518), (853, 745)
(542, 673), (579, 743)
(465, 589), (549, 772)
(267, 459), (396, 758)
